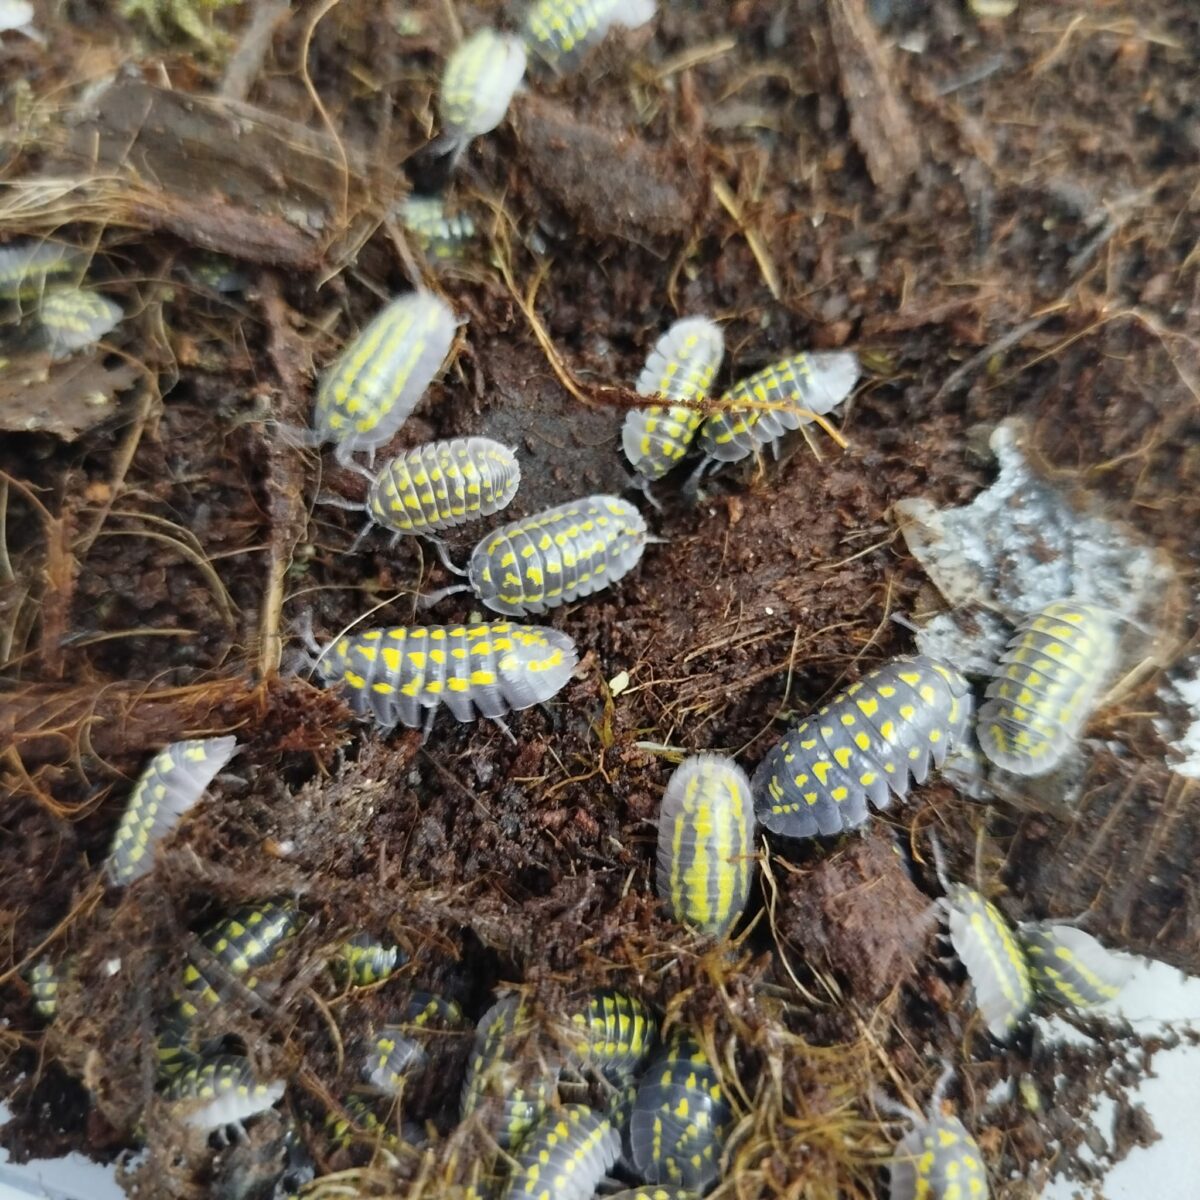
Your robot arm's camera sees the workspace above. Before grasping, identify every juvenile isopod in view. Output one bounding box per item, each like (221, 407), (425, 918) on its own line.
(158, 901), (304, 1075)
(522, 0), (657, 71)
(162, 1054), (285, 1133)
(564, 989), (657, 1080)
(656, 754), (756, 938)
(365, 992), (466, 1093)
(0, 240), (82, 300)
(438, 28), (527, 160)
(501, 1104), (621, 1200)
(1017, 921), (1131, 1010)
(316, 621), (578, 736)
(38, 286), (123, 359)
(333, 931), (406, 987)
(622, 316), (723, 482)
(463, 495), (648, 616)
(105, 737), (238, 886)
(696, 351), (860, 465)
(753, 655), (972, 839)
(27, 958), (60, 1020)
(629, 1031), (732, 1192)
(461, 994), (560, 1150)
(398, 194), (477, 260)
(363, 437), (521, 541)
(878, 1067), (991, 1200)
(977, 601), (1116, 777)
(312, 290), (458, 466)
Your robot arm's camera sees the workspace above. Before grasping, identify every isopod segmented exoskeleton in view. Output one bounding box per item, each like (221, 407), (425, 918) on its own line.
(622, 316), (724, 483)
(752, 655), (972, 839)
(977, 600), (1116, 777)
(696, 350), (860, 465)
(522, 0), (657, 71)
(656, 753), (756, 938)
(162, 1054), (285, 1133)
(465, 495), (648, 616)
(105, 737), (237, 886)
(316, 621), (578, 738)
(312, 291), (458, 466)
(501, 1104), (621, 1200)
(437, 28), (527, 160)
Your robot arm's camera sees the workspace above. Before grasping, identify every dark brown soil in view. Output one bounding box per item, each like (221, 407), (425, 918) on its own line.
(2, 1), (1199, 1198)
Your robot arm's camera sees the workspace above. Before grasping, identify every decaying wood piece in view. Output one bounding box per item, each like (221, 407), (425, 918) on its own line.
(828, 0), (921, 193)
(48, 79), (375, 269)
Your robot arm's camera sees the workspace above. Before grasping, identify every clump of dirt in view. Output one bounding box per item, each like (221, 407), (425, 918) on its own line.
(2, 1), (1198, 1198)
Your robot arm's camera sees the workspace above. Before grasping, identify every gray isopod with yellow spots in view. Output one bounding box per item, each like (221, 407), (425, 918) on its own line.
(656, 754), (756, 938)
(312, 290), (458, 465)
(630, 1031), (732, 1191)
(105, 737), (237, 886)
(316, 622), (578, 731)
(522, 0), (656, 71)
(398, 194), (477, 260)
(365, 437), (520, 538)
(977, 600), (1116, 777)
(501, 1104), (621, 1200)
(38, 286), (123, 360)
(0, 241), (83, 300)
(883, 1068), (990, 1200)
(157, 901), (303, 1075)
(28, 958), (61, 1020)
(438, 27), (526, 154)
(364, 992), (466, 1093)
(162, 1054), (285, 1132)
(753, 655), (971, 839)
(623, 316), (724, 482)
(697, 350), (860, 464)
(564, 989), (657, 1080)
(940, 884), (1032, 1040)
(1018, 921), (1131, 1010)
(465, 495), (647, 616)
(460, 994), (560, 1150)
(333, 931), (406, 987)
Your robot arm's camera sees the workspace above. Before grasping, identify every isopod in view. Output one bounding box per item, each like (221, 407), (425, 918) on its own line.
(501, 1104), (621, 1200)
(629, 1031), (732, 1192)
(398, 194), (478, 260)
(623, 316), (723, 482)
(105, 736), (237, 886)
(977, 601), (1116, 777)
(0, 240), (82, 300)
(464, 495), (648, 616)
(334, 932), (406, 987)
(522, 0), (657, 71)
(879, 1066), (991, 1200)
(163, 1054), (285, 1132)
(38, 286), (122, 360)
(438, 28), (527, 158)
(316, 621), (578, 735)
(1018, 921), (1131, 1010)
(564, 989), (657, 1080)
(753, 656), (972, 839)
(696, 351), (860, 464)
(312, 290), (458, 466)
(656, 753), (756, 938)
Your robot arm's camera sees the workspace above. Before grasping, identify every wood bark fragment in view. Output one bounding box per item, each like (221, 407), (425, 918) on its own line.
(828, 0), (921, 193)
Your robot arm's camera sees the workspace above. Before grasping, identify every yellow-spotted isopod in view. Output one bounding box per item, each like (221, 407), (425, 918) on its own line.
(501, 1104), (621, 1200)
(464, 495), (648, 616)
(316, 621), (578, 736)
(438, 28), (527, 159)
(460, 994), (560, 1150)
(0, 241), (83, 300)
(753, 655), (972, 839)
(364, 437), (520, 540)
(629, 1031), (732, 1192)
(880, 1067), (991, 1200)
(697, 351), (860, 465)
(162, 1054), (285, 1132)
(312, 290), (458, 466)
(38, 286), (123, 360)
(105, 737), (237, 886)
(1017, 921), (1131, 1010)
(656, 754), (756, 938)
(522, 0), (656, 71)
(623, 316), (724, 483)
(977, 600), (1116, 777)
(398, 194), (477, 260)
(564, 989), (657, 1081)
